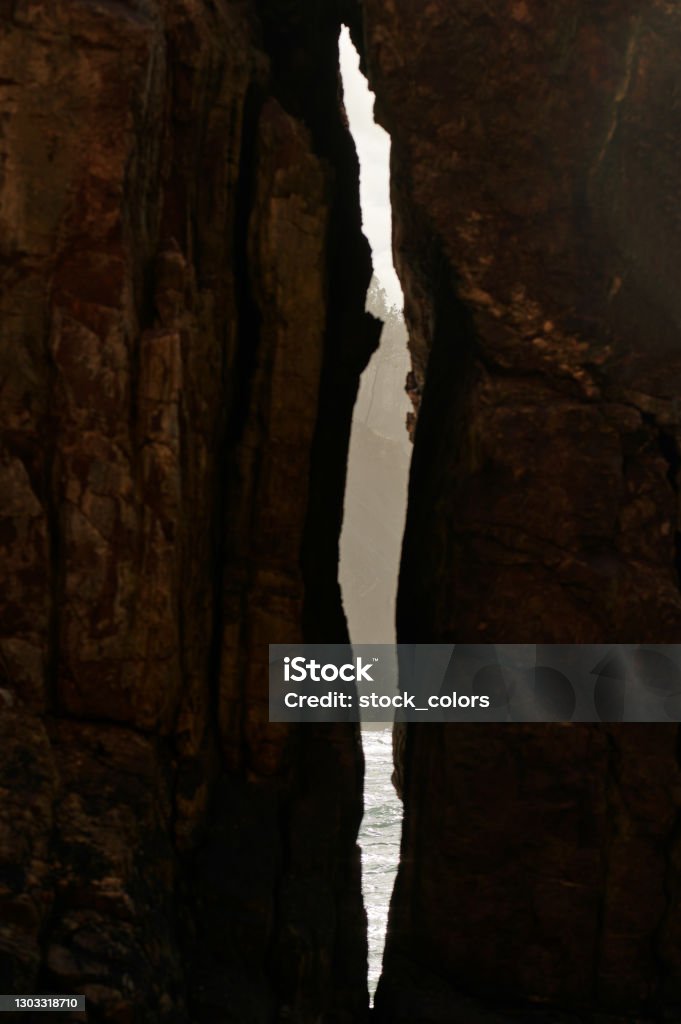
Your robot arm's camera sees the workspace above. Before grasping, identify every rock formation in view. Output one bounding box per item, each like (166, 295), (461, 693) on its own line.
(5, 0), (681, 1021)
(0, 1), (377, 1020)
(359, 1), (681, 1020)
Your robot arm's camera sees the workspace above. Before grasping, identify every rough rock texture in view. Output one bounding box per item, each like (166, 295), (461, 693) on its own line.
(9, 0), (681, 1019)
(0, 1), (377, 1020)
(359, 1), (681, 1020)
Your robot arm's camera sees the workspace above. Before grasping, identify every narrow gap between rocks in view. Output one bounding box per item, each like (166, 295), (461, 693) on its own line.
(337, 27), (408, 1005)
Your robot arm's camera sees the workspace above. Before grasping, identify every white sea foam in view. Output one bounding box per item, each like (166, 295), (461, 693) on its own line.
(359, 727), (403, 1002)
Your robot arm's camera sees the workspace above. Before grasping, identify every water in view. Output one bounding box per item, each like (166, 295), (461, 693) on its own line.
(359, 726), (403, 1001)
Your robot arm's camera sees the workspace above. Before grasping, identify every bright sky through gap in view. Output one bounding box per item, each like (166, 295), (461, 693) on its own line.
(339, 27), (403, 310)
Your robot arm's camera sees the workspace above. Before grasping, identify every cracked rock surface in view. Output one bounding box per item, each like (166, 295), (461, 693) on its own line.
(359, 1), (681, 1019)
(5, 0), (681, 1020)
(0, 1), (376, 1020)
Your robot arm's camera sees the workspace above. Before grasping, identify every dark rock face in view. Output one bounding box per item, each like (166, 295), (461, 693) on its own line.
(0, 1), (376, 1020)
(7, 0), (681, 1020)
(360, 1), (681, 1020)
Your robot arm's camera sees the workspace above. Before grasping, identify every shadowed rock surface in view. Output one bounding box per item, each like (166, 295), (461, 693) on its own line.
(4, 1), (681, 1022)
(0, 1), (378, 1020)
(357, 2), (681, 1020)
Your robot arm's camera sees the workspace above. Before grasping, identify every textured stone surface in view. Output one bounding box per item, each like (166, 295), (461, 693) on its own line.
(8, 0), (681, 1019)
(359, 1), (681, 1019)
(0, 1), (376, 1019)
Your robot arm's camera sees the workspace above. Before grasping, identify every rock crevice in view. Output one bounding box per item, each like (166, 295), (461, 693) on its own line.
(5, 1), (681, 1022)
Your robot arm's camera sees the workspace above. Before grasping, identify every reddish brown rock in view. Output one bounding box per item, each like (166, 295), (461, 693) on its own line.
(360, 1), (681, 1019)
(10, 0), (681, 1018)
(0, 1), (376, 1020)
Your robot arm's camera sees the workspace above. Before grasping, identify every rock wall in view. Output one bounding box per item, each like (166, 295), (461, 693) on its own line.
(360, 1), (681, 1020)
(0, 1), (377, 1020)
(8, 1), (681, 1020)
